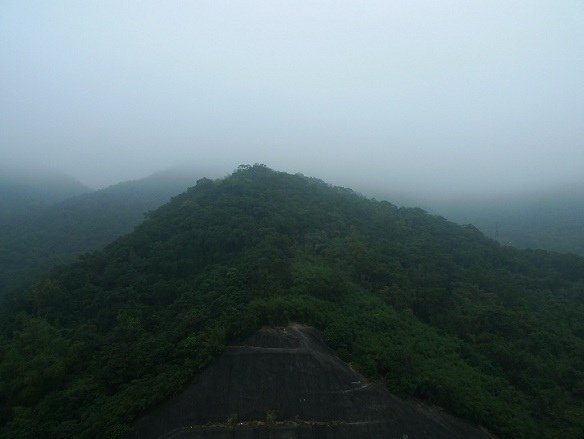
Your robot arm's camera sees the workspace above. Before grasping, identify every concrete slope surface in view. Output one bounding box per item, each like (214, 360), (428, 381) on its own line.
(131, 324), (496, 439)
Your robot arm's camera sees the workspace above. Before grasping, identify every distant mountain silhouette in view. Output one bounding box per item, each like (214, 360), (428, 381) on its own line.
(0, 167), (89, 222)
(0, 168), (216, 296)
(368, 184), (584, 255)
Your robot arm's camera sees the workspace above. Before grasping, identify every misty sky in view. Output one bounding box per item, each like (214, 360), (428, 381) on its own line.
(1, 1), (583, 196)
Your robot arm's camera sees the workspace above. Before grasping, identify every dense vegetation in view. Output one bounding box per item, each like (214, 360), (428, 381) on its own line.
(0, 165), (582, 438)
(0, 170), (202, 297)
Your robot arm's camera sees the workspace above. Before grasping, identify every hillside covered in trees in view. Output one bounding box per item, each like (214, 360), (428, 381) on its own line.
(0, 169), (206, 297)
(0, 165), (582, 438)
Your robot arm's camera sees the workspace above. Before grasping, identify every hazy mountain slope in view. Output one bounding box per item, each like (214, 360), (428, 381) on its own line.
(0, 169), (207, 296)
(439, 187), (584, 255)
(0, 165), (582, 438)
(0, 167), (89, 222)
(372, 185), (584, 255)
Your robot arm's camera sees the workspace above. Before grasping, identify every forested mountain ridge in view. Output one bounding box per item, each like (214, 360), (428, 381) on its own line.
(0, 165), (582, 438)
(0, 169), (206, 297)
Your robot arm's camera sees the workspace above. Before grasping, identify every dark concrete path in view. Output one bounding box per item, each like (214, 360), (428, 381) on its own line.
(130, 324), (496, 439)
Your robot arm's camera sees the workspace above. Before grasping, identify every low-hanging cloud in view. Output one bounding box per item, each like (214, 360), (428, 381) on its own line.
(1, 1), (583, 197)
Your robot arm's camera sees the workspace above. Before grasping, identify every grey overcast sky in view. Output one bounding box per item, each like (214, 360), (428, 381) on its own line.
(1, 1), (583, 195)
